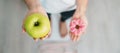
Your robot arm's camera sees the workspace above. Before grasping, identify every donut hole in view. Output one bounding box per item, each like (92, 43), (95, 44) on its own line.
(34, 21), (40, 26)
(75, 25), (80, 29)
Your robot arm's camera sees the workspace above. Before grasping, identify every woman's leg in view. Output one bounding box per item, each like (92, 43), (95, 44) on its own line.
(59, 9), (75, 38)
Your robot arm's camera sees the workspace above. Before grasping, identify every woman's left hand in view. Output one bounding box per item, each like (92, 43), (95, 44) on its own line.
(69, 12), (88, 41)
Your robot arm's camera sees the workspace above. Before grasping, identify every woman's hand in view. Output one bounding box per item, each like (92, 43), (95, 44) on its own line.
(22, 6), (51, 41)
(69, 11), (88, 41)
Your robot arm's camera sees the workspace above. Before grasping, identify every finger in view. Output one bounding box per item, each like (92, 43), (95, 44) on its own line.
(76, 35), (80, 41)
(22, 28), (26, 33)
(39, 36), (46, 40)
(71, 33), (74, 41)
(77, 33), (82, 41)
(39, 37), (44, 40)
(45, 30), (51, 38)
(74, 35), (79, 42)
(39, 37), (42, 40)
(22, 25), (26, 33)
(44, 34), (49, 39)
(22, 16), (27, 33)
(22, 29), (25, 33)
(73, 35), (77, 42)
(48, 34), (51, 38)
(69, 31), (73, 40)
(72, 34), (75, 41)
(39, 29), (51, 40)
(72, 34), (77, 41)
(40, 37), (45, 40)
(39, 33), (49, 40)
(48, 29), (51, 38)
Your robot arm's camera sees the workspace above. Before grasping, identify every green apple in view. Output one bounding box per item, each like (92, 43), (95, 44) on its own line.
(24, 13), (50, 39)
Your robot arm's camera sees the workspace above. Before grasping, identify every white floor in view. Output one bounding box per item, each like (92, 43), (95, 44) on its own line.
(0, 0), (120, 53)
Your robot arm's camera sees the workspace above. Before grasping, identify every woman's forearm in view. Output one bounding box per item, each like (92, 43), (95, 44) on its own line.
(76, 0), (88, 14)
(24, 0), (41, 10)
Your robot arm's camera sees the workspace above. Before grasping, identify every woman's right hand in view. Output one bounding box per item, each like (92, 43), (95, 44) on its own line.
(22, 6), (51, 41)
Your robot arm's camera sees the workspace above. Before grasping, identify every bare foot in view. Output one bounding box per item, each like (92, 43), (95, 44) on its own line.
(59, 21), (68, 38)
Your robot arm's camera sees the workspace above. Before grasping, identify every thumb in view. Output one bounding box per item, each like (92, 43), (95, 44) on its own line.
(22, 25), (26, 33)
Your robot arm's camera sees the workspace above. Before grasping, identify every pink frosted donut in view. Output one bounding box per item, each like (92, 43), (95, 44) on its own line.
(70, 18), (86, 35)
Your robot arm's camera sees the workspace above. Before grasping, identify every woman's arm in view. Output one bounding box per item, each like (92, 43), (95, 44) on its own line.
(24, 0), (41, 10)
(70, 0), (88, 41)
(75, 0), (88, 15)
(24, 0), (47, 16)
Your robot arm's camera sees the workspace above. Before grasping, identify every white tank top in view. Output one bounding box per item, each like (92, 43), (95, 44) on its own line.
(40, 0), (76, 13)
